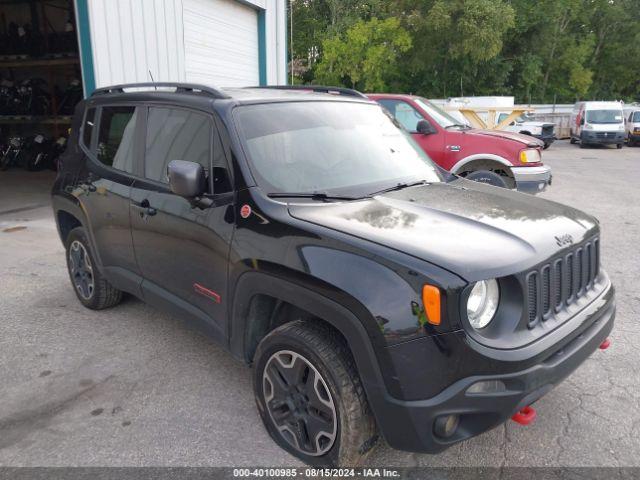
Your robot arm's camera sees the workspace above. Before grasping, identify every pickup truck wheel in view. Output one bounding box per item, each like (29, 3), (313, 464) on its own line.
(65, 227), (122, 310)
(253, 321), (377, 466)
(465, 170), (508, 188)
(617, 143), (623, 149)
(570, 137), (577, 144)
(628, 135), (635, 147)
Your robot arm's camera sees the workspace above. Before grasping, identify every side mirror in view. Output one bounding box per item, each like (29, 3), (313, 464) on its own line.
(580, 117), (585, 125)
(167, 160), (206, 198)
(416, 119), (436, 135)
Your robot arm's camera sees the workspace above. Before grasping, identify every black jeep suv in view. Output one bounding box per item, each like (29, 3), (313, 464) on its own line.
(52, 83), (615, 466)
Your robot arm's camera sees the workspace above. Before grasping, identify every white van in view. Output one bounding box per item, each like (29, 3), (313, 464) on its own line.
(623, 108), (640, 147)
(570, 101), (625, 148)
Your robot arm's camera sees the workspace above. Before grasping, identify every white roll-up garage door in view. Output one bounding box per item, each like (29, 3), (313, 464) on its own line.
(183, 0), (260, 87)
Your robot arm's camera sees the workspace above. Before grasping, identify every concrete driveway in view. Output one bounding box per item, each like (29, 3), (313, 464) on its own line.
(0, 140), (638, 467)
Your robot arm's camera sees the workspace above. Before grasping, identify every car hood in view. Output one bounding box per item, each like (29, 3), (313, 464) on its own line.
(469, 128), (544, 147)
(288, 181), (598, 282)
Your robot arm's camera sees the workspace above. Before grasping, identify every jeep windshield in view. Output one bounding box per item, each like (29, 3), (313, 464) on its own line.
(587, 110), (623, 124)
(234, 101), (442, 198)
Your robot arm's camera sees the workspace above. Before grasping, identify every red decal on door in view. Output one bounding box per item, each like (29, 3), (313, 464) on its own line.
(240, 204), (252, 218)
(193, 283), (221, 303)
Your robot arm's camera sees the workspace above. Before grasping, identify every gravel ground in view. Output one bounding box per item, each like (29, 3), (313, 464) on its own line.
(0, 139), (638, 467)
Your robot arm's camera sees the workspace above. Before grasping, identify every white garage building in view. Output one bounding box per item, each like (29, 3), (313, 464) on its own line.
(78, 0), (288, 95)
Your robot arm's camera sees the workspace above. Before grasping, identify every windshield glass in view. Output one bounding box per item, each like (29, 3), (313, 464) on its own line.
(414, 98), (462, 128)
(234, 102), (442, 196)
(587, 109), (623, 124)
(633, 111), (640, 123)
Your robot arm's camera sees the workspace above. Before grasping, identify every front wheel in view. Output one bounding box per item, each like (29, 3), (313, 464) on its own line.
(465, 170), (508, 188)
(253, 321), (377, 466)
(617, 143), (623, 149)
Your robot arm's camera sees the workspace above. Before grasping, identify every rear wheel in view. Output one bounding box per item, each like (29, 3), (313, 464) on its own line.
(253, 321), (377, 466)
(465, 170), (508, 188)
(65, 227), (122, 310)
(617, 143), (623, 149)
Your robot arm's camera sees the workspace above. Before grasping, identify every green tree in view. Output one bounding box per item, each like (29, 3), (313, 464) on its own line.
(314, 17), (412, 91)
(289, 0), (640, 103)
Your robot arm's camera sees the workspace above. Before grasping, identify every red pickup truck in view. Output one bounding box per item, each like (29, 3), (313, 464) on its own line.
(368, 94), (552, 194)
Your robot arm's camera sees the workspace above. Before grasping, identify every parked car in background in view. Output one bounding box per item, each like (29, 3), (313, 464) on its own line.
(497, 112), (555, 149)
(570, 101), (625, 148)
(624, 108), (640, 146)
(369, 94), (551, 194)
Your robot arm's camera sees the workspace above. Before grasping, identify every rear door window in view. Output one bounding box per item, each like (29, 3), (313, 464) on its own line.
(144, 107), (212, 188)
(96, 106), (139, 173)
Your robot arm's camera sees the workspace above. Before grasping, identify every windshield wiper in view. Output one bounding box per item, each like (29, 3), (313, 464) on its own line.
(444, 123), (470, 130)
(267, 192), (363, 201)
(368, 180), (429, 197)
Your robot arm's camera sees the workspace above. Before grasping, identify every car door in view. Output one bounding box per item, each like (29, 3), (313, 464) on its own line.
(76, 104), (143, 295)
(129, 105), (234, 340)
(376, 98), (446, 165)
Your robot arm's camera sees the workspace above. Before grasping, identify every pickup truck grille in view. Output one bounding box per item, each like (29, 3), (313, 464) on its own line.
(526, 237), (600, 328)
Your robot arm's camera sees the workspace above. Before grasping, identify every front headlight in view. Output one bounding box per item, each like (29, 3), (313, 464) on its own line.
(618, 124), (625, 131)
(584, 124), (593, 130)
(467, 279), (499, 329)
(519, 148), (541, 164)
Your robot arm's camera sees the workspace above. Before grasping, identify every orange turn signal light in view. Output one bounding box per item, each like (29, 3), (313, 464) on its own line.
(422, 284), (441, 325)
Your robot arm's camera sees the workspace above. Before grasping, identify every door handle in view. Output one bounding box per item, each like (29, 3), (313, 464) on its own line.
(133, 199), (157, 217)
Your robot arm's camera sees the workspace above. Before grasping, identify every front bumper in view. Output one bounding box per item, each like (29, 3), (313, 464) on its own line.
(373, 283), (615, 453)
(512, 165), (552, 194)
(532, 133), (555, 146)
(581, 131), (624, 145)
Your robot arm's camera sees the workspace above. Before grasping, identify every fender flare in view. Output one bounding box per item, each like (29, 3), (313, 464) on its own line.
(450, 153), (513, 175)
(51, 194), (104, 270)
(228, 270), (397, 407)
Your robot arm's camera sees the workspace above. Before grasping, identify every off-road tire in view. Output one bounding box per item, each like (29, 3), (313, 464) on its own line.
(65, 227), (122, 310)
(253, 320), (378, 467)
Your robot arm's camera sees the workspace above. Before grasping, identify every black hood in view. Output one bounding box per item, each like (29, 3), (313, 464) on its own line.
(288, 180), (598, 282)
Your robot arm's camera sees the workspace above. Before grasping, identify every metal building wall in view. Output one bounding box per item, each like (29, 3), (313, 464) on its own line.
(77, 0), (286, 93)
(87, 0), (186, 88)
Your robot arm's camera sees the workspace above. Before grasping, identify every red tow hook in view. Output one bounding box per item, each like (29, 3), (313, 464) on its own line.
(512, 406), (536, 426)
(599, 338), (611, 350)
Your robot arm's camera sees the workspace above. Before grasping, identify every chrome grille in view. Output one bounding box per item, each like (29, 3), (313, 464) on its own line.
(526, 237), (600, 328)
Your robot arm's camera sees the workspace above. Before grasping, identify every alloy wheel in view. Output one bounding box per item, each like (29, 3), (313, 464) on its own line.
(69, 240), (94, 300)
(263, 350), (337, 456)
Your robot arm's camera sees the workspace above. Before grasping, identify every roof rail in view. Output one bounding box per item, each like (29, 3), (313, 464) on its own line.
(92, 82), (230, 99)
(249, 85), (367, 99)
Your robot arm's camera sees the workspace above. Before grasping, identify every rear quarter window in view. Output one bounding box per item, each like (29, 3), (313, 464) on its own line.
(82, 108), (96, 149)
(96, 106), (139, 173)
